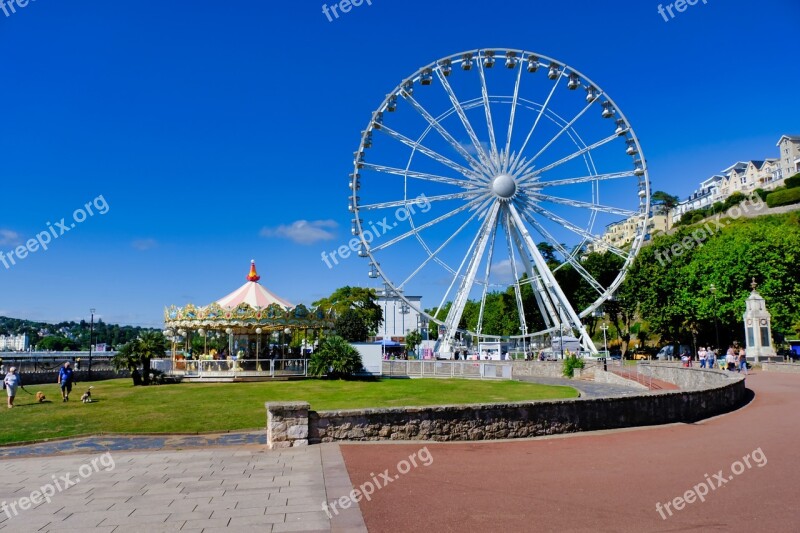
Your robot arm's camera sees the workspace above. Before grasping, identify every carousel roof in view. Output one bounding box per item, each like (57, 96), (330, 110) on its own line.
(215, 260), (294, 310)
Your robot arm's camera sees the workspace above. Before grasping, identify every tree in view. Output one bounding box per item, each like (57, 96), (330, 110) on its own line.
(405, 330), (422, 356)
(334, 309), (369, 342)
(313, 286), (383, 335)
(110, 331), (167, 385)
(651, 191), (679, 210)
(308, 336), (363, 379)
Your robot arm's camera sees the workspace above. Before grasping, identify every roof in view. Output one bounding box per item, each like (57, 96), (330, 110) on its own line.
(215, 261), (295, 309)
(721, 161), (749, 173)
(776, 135), (800, 145)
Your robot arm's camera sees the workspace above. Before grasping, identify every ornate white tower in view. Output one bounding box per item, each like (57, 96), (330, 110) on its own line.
(743, 278), (777, 362)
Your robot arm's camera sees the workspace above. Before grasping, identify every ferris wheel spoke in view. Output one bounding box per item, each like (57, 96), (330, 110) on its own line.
(526, 97), (601, 166)
(519, 133), (619, 184)
(476, 56), (500, 166)
(379, 125), (487, 183)
(358, 191), (483, 212)
(511, 70), (564, 173)
(400, 90), (489, 175)
(501, 211), (528, 335)
(529, 171), (635, 188)
(442, 202), (502, 346)
(360, 163), (481, 190)
(524, 203), (629, 259)
(434, 69), (494, 170)
(433, 199), (495, 323)
(369, 194), (489, 253)
(528, 193), (638, 218)
(503, 62), (524, 173)
(518, 209), (605, 295)
(396, 201), (487, 290)
(475, 219), (500, 338)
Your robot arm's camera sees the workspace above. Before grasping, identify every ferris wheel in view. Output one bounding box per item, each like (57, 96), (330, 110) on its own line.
(349, 48), (650, 355)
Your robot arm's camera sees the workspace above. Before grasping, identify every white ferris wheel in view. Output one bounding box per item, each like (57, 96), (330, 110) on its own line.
(349, 48), (650, 355)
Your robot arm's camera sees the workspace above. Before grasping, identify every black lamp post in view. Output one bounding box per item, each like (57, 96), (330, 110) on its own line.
(88, 308), (95, 381)
(709, 284), (720, 351)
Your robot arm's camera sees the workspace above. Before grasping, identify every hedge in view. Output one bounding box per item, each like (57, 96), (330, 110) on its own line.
(766, 187), (800, 208)
(785, 173), (800, 189)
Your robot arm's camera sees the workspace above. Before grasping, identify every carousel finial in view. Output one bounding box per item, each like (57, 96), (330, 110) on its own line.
(247, 259), (261, 282)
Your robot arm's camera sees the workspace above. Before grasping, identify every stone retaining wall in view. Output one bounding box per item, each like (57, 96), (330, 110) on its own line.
(15, 370), (128, 386)
(266, 401), (310, 449)
(761, 362), (800, 373)
(266, 365), (746, 445)
(510, 361), (564, 378)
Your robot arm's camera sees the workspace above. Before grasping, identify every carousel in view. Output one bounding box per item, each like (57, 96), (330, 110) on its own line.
(163, 260), (334, 381)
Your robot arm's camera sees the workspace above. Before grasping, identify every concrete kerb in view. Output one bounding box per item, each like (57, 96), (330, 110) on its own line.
(265, 365), (746, 446)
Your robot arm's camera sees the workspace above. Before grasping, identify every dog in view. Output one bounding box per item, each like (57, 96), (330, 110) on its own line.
(35, 391), (46, 403)
(81, 386), (94, 403)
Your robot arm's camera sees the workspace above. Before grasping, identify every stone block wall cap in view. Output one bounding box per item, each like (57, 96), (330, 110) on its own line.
(265, 401), (311, 410)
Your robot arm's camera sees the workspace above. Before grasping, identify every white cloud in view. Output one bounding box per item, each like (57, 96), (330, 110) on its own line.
(260, 220), (338, 245)
(490, 259), (515, 284)
(0, 229), (20, 246)
(132, 238), (158, 251)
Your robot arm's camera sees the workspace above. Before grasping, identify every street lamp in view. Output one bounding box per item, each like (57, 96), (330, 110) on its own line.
(256, 328), (262, 366)
(225, 328), (233, 357)
(283, 327), (291, 357)
(88, 308), (95, 380)
(601, 323), (609, 357)
(709, 284), (721, 352)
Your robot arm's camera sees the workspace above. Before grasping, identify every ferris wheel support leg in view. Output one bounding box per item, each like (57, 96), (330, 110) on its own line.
(441, 203), (502, 356)
(507, 204), (598, 356)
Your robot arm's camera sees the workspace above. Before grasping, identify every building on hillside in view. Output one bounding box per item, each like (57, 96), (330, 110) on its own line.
(0, 334), (29, 351)
(757, 158), (783, 189)
(671, 175), (724, 223)
(776, 135), (800, 181)
(590, 205), (668, 253)
(374, 286), (424, 342)
(718, 161), (749, 198)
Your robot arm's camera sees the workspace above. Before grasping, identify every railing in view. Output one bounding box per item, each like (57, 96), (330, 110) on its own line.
(383, 360), (512, 379)
(154, 358), (307, 378)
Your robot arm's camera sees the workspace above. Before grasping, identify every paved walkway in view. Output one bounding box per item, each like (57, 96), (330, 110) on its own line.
(516, 375), (645, 397)
(0, 432), (266, 459)
(341, 371), (800, 532)
(0, 444), (366, 533)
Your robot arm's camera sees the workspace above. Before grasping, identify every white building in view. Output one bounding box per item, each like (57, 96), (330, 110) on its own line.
(0, 334), (29, 351)
(671, 174), (724, 223)
(776, 135), (800, 181)
(375, 287), (425, 342)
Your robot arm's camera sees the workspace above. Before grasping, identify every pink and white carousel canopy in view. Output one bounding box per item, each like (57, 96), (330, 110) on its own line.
(215, 260), (294, 309)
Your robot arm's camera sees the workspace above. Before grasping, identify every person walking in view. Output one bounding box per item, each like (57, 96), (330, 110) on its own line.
(699, 347), (707, 368)
(726, 347), (736, 371)
(4, 366), (21, 408)
(58, 361), (75, 402)
(738, 348), (748, 375)
(707, 348), (716, 371)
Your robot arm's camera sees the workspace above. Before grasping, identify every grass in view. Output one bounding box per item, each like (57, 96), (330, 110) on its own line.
(1, 378), (577, 445)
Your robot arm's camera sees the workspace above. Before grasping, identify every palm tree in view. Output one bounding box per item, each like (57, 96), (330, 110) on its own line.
(110, 331), (167, 385)
(308, 335), (363, 379)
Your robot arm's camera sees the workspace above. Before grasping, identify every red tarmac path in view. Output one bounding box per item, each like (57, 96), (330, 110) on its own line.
(341, 372), (800, 532)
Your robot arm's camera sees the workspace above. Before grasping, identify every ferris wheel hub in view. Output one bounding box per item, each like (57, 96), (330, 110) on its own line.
(491, 173), (517, 199)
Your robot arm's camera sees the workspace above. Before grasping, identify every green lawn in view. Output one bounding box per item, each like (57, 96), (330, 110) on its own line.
(1, 378), (577, 445)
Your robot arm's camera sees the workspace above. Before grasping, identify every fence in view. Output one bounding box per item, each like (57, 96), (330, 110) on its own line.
(152, 358), (307, 378)
(382, 360), (513, 379)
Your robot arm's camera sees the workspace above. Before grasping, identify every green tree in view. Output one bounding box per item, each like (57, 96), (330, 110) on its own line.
(308, 336), (363, 378)
(334, 309), (369, 342)
(110, 331), (167, 385)
(313, 286), (383, 335)
(405, 329), (422, 356)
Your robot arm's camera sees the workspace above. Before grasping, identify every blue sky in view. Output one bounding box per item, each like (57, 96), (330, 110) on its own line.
(1, 0), (798, 328)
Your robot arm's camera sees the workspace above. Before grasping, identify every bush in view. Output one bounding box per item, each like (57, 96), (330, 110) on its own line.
(562, 354), (585, 378)
(308, 335), (363, 378)
(766, 187), (800, 208)
(785, 173), (800, 189)
(753, 188), (769, 202)
(722, 192), (746, 212)
(690, 212), (704, 224)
